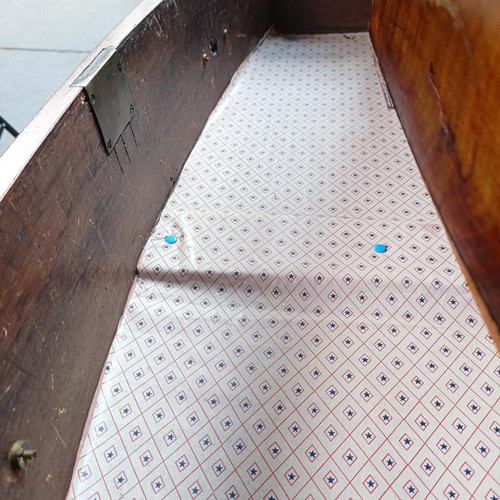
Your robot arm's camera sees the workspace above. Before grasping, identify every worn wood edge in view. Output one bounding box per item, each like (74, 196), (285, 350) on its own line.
(368, 3), (500, 351)
(0, 0), (162, 201)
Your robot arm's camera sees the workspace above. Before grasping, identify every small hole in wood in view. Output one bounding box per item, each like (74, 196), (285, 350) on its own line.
(209, 36), (218, 55)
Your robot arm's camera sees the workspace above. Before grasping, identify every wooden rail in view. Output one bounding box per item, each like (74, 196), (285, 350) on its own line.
(0, 0), (271, 497)
(273, 0), (371, 33)
(370, 0), (500, 348)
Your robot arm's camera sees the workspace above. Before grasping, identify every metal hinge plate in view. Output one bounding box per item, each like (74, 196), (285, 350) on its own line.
(72, 48), (134, 153)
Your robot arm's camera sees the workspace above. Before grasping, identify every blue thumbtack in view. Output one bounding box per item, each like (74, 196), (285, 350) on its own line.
(374, 243), (387, 253)
(288, 36), (297, 41)
(165, 235), (177, 244)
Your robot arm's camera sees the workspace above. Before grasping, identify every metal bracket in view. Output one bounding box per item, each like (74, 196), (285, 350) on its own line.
(72, 48), (134, 154)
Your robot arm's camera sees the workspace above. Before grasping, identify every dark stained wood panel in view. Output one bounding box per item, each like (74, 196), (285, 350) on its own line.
(0, 0), (272, 497)
(273, 0), (372, 33)
(370, 0), (500, 348)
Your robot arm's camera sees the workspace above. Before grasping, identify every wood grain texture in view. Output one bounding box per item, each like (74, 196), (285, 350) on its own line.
(370, 0), (500, 348)
(273, 0), (371, 33)
(0, 0), (271, 497)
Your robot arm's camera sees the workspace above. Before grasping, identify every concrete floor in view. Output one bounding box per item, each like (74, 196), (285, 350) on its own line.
(0, 0), (143, 154)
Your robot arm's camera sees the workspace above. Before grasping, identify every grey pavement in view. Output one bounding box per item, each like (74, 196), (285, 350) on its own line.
(0, 0), (143, 154)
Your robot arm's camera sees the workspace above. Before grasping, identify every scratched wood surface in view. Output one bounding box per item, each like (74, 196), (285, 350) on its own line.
(0, 0), (271, 497)
(273, 0), (371, 33)
(370, 0), (500, 348)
